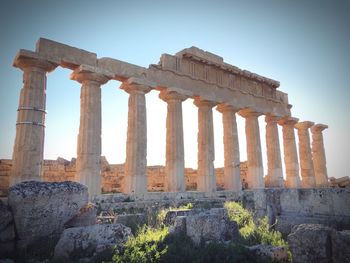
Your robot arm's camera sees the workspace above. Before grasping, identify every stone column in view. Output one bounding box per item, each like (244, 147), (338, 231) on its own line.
(311, 124), (328, 187)
(278, 117), (301, 188)
(121, 80), (151, 194)
(10, 50), (57, 186)
(238, 108), (264, 188)
(194, 97), (217, 192)
(159, 90), (187, 192)
(71, 66), (110, 197)
(265, 114), (284, 187)
(217, 104), (241, 191)
(295, 121), (316, 188)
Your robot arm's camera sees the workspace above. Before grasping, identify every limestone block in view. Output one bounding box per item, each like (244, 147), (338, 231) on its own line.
(0, 200), (14, 243)
(287, 224), (333, 263)
(248, 245), (289, 262)
(163, 209), (195, 226)
(169, 216), (187, 235)
(8, 181), (88, 245)
(185, 208), (238, 245)
(332, 230), (350, 263)
(36, 38), (97, 68)
(54, 224), (132, 262)
(175, 46), (224, 64)
(114, 214), (146, 232)
(64, 203), (97, 228)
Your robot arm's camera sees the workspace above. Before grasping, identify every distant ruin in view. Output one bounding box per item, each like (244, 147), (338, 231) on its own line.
(0, 158), (249, 196)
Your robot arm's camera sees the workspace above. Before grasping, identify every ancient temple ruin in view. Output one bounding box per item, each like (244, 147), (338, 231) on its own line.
(7, 38), (329, 196)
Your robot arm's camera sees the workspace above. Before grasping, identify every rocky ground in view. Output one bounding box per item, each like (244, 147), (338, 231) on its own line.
(0, 181), (349, 262)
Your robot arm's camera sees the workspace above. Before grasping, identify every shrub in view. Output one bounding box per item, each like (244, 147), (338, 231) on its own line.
(111, 226), (269, 263)
(111, 202), (290, 263)
(225, 201), (290, 257)
(112, 226), (168, 263)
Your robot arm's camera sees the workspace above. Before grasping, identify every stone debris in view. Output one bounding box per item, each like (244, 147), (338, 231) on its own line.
(53, 223), (133, 262)
(8, 181), (88, 247)
(248, 244), (289, 262)
(329, 176), (350, 188)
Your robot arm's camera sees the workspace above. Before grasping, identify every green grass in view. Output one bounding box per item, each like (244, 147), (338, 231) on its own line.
(111, 226), (268, 263)
(110, 202), (291, 263)
(224, 201), (288, 248)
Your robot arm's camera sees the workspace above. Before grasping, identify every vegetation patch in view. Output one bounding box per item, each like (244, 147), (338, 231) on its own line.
(110, 202), (291, 263)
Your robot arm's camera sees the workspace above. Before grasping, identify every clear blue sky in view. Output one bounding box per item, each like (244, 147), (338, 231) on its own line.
(0, 0), (349, 179)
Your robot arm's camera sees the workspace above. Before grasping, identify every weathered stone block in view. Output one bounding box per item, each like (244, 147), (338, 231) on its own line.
(287, 224), (333, 263)
(54, 224), (132, 262)
(36, 38), (97, 68)
(163, 209), (194, 225)
(332, 230), (350, 263)
(8, 181), (88, 245)
(169, 216), (187, 235)
(64, 202), (97, 228)
(185, 208), (238, 245)
(114, 213), (146, 233)
(248, 245), (289, 262)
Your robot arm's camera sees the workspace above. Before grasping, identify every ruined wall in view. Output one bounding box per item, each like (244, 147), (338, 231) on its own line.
(242, 188), (350, 235)
(0, 158), (248, 196)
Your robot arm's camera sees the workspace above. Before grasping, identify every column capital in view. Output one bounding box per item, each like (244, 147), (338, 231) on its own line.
(295, 121), (314, 130)
(265, 113), (282, 123)
(13, 50), (57, 72)
(216, 103), (240, 113)
(278, 116), (299, 126)
(193, 97), (217, 108)
(311, 124), (328, 134)
(71, 65), (112, 85)
(159, 89), (188, 102)
(120, 78), (152, 94)
(238, 108), (263, 118)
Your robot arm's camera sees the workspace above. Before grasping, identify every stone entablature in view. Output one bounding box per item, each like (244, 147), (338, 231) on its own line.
(6, 38), (329, 197)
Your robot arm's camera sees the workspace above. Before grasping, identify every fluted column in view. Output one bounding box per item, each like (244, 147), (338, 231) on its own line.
(159, 90), (187, 192)
(10, 50), (57, 186)
(295, 121), (316, 188)
(278, 117), (301, 188)
(239, 108), (264, 188)
(217, 104), (241, 191)
(265, 114), (284, 187)
(71, 66), (110, 197)
(311, 124), (328, 187)
(194, 97), (217, 192)
(121, 80), (151, 194)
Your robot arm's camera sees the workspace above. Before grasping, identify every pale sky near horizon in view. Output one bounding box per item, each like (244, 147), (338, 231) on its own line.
(0, 0), (349, 179)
